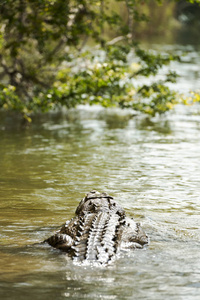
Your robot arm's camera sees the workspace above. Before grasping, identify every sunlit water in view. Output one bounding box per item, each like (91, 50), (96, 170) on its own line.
(0, 46), (200, 300)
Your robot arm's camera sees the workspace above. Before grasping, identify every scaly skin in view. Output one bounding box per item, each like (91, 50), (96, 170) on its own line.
(44, 190), (149, 264)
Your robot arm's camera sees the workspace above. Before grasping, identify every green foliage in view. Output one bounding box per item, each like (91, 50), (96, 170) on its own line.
(30, 44), (180, 117)
(0, 0), (198, 121)
(134, 48), (180, 76)
(0, 85), (22, 111)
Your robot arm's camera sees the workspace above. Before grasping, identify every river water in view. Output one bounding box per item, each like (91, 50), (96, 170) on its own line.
(0, 45), (200, 300)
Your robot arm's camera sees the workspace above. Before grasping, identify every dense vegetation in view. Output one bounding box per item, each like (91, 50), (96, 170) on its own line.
(0, 0), (199, 122)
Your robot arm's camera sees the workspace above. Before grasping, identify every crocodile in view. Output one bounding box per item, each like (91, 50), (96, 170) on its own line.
(44, 190), (149, 265)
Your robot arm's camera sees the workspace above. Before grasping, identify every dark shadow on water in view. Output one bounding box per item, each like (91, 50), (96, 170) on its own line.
(135, 117), (172, 134)
(98, 110), (133, 129)
(0, 107), (173, 135)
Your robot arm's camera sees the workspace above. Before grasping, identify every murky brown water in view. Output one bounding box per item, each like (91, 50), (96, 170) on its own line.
(0, 46), (200, 300)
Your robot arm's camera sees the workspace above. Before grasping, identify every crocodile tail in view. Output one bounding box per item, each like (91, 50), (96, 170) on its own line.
(72, 212), (95, 261)
(72, 210), (126, 264)
(97, 211), (126, 264)
(86, 211), (109, 262)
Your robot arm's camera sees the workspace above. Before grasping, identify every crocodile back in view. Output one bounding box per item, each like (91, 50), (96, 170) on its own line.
(44, 190), (148, 265)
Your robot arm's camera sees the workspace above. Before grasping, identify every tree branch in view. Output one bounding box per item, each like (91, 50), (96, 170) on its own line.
(125, 0), (134, 40)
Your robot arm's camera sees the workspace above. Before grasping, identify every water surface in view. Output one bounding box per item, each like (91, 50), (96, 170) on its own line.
(0, 46), (200, 300)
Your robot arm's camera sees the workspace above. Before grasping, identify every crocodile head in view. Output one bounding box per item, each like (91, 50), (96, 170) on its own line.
(75, 190), (125, 217)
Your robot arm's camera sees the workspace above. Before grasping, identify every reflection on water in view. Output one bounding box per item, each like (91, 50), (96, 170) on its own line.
(1, 46), (200, 300)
